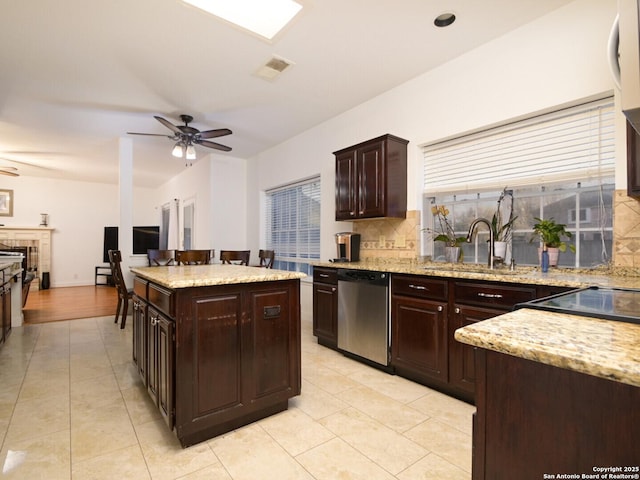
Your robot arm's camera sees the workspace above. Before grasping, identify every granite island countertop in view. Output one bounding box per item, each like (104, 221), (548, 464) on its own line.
(454, 308), (640, 388)
(312, 260), (640, 289)
(130, 264), (306, 289)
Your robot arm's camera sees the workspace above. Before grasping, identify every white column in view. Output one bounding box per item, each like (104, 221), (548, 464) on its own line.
(118, 137), (134, 284)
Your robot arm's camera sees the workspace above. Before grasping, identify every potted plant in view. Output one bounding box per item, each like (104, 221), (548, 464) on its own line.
(490, 188), (517, 261)
(530, 217), (575, 266)
(427, 205), (467, 262)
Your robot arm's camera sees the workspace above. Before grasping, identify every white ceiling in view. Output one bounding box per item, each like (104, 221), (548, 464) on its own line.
(0, 0), (573, 188)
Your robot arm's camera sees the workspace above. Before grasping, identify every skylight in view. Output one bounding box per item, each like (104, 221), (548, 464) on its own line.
(183, 0), (303, 40)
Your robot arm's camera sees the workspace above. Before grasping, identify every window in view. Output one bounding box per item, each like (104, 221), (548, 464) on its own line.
(160, 203), (170, 250)
(265, 177), (320, 275)
(426, 182), (613, 268)
(422, 97), (614, 268)
(183, 200), (195, 250)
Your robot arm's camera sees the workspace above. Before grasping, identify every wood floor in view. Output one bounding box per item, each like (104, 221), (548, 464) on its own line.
(23, 285), (119, 324)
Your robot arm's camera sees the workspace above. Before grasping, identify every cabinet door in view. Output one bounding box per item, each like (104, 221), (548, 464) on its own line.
(357, 140), (385, 218)
(312, 282), (338, 348)
(132, 296), (147, 385)
(147, 307), (160, 406)
(249, 286), (298, 402)
(450, 304), (501, 396)
(157, 313), (174, 429)
(391, 295), (448, 383)
(335, 150), (357, 220)
(627, 120), (640, 197)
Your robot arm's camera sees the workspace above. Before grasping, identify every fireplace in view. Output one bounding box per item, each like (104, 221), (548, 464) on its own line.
(0, 227), (53, 289)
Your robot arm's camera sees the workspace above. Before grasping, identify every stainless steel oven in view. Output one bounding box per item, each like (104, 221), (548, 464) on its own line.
(337, 269), (390, 367)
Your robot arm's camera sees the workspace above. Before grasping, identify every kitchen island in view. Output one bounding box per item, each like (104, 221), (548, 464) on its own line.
(130, 264), (305, 447)
(455, 309), (640, 480)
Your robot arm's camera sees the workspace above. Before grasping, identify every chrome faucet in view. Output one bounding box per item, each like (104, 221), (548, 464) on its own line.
(466, 218), (496, 270)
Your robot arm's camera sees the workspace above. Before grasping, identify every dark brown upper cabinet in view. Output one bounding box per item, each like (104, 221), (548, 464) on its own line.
(627, 119), (640, 197)
(334, 134), (408, 220)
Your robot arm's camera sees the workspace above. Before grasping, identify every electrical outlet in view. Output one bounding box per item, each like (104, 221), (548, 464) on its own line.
(379, 235), (386, 248)
(395, 234), (406, 248)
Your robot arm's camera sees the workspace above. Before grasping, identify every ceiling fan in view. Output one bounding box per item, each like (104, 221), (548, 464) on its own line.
(127, 115), (232, 162)
(0, 166), (18, 177)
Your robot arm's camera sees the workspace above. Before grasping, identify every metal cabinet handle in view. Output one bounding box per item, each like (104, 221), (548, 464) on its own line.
(455, 307), (460, 314)
(150, 314), (159, 326)
(331, 287), (336, 292)
(477, 292), (503, 299)
(409, 284), (428, 290)
(437, 305), (443, 312)
(319, 273), (329, 278)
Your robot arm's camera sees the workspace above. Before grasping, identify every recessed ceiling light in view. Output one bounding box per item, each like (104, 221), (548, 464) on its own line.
(434, 12), (456, 28)
(183, 0), (303, 40)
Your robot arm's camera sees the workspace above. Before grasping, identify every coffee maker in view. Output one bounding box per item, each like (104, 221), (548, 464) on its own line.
(334, 232), (361, 262)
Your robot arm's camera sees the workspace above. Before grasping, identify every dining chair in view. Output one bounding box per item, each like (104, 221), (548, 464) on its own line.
(176, 249), (211, 265)
(220, 250), (250, 266)
(258, 249), (275, 268)
(108, 249), (133, 329)
(147, 249), (176, 266)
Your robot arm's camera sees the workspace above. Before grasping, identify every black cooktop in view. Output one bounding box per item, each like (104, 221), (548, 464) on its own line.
(514, 286), (640, 325)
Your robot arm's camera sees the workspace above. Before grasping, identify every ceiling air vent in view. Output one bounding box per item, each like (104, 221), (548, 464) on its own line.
(255, 55), (294, 81)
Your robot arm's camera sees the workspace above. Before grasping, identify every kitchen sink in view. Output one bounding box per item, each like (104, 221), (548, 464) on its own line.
(421, 264), (534, 275)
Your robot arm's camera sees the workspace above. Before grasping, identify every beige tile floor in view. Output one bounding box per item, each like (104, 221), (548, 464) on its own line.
(0, 313), (473, 479)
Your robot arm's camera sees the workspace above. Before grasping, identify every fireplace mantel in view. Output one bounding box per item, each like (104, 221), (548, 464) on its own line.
(0, 227), (54, 289)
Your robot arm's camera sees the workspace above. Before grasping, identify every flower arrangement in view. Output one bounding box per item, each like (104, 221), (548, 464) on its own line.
(428, 205), (467, 247)
(491, 187), (518, 242)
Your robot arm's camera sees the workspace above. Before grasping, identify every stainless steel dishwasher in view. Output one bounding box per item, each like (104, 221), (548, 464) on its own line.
(337, 269), (389, 367)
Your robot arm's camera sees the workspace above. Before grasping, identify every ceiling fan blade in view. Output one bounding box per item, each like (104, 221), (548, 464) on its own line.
(198, 139), (232, 152)
(198, 128), (232, 139)
(127, 132), (175, 137)
(154, 116), (182, 134)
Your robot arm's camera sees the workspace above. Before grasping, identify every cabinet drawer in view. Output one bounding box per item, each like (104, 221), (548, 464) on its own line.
(455, 281), (536, 309)
(313, 268), (338, 284)
(392, 274), (448, 301)
(148, 283), (175, 317)
(133, 277), (148, 298)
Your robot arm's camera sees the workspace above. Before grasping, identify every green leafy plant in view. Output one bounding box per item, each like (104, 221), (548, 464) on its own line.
(491, 187), (518, 242)
(530, 217), (576, 253)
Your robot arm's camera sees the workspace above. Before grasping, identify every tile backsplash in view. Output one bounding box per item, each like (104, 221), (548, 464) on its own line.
(352, 210), (420, 260)
(614, 190), (640, 268)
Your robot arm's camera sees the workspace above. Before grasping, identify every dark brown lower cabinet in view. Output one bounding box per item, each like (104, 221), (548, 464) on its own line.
(391, 295), (448, 384)
(132, 276), (301, 447)
(391, 274), (569, 403)
(449, 305), (500, 396)
(312, 267), (338, 349)
(473, 348), (640, 480)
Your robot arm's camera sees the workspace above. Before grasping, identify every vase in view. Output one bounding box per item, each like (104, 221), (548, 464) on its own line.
(537, 247), (560, 267)
(444, 246), (462, 263)
(494, 241), (507, 262)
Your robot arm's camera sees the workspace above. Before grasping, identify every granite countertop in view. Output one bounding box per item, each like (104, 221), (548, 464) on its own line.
(454, 308), (640, 388)
(130, 264), (306, 289)
(312, 260), (640, 289)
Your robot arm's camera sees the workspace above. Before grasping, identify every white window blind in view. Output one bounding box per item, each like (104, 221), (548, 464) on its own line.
(422, 98), (615, 193)
(265, 176), (320, 273)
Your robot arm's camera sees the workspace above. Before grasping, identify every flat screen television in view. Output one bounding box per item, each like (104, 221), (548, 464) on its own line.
(133, 226), (160, 255)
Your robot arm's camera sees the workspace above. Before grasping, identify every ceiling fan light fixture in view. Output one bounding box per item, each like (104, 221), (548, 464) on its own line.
(172, 143), (185, 158)
(186, 144), (197, 160)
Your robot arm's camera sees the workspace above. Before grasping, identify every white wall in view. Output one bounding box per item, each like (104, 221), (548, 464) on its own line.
(248, 0), (619, 263)
(154, 153), (248, 262)
(0, 175), (156, 287)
